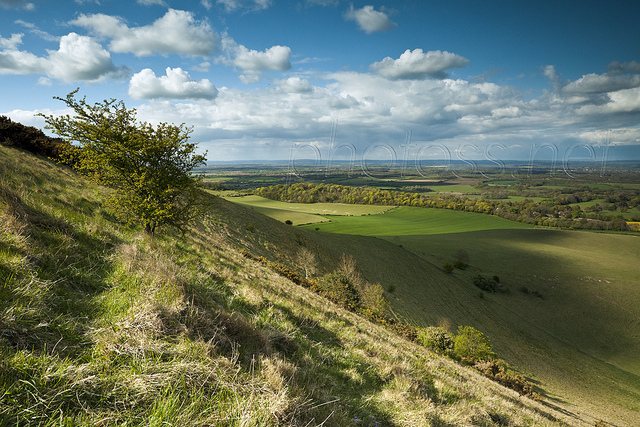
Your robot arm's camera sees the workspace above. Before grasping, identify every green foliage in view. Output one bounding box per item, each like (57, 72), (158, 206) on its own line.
(0, 115), (73, 162)
(417, 327), (454, 355)
(453, 326), (496, 362)
(473, 360), (538, 399)
(320, 271), (360, 311)
(358, 282), (390, 319)
(443, 262), (454, 273)
(40, 90), (207, 235)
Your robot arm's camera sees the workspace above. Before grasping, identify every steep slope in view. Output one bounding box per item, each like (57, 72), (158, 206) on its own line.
(0, 145), (569, 426)
(219, 190), (640, 425)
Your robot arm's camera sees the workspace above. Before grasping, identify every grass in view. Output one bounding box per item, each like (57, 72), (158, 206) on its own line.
(300, 206), (533, 235)
(385, 229), (640, 426)
(0, 145), (568, 425)
(223, 194), (395, 225)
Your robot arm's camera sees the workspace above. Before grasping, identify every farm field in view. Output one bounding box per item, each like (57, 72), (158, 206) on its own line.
(300, 205), (533, 235)
(221, 194), (394, 225)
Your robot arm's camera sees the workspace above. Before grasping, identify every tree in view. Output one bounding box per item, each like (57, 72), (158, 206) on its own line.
(296, 247), (318, 279)
(40, 90), (207, 235)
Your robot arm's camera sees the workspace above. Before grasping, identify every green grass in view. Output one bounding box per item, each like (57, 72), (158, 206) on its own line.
(0, 145), (567, 426)
(383, 229), (640, 426)
(428, 184), (479, 194)
(223, 194), (394, 225)
(301, 206), (533, 235)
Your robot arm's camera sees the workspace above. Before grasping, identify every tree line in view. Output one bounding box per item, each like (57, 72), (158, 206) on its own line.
(254, 182), (638, 232)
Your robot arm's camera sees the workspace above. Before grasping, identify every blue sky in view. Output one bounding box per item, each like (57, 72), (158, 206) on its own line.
(1, 0), (640, 163)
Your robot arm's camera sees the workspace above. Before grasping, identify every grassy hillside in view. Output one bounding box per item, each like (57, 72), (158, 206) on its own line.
(221, 187), (640, 425)
(293, 220), (640, 425)
(0, 145), (570, 425)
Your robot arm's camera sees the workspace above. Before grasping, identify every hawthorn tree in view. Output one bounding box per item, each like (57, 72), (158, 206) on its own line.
(41, 90), (207, 235)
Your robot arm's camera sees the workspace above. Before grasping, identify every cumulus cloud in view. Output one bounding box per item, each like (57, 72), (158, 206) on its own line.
(0, 32), (130, 82)
(370, 49), (470, 80)
(276, 77), (313, 93)
(70, 9), (218, 57)
(129, 67), (218, 100)
(344, 5), (397, 34)
(545, 64), (640, 110)
(220, 35), (291, 83)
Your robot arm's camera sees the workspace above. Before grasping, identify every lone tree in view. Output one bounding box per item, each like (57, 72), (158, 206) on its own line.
(41, 90), (207, 235)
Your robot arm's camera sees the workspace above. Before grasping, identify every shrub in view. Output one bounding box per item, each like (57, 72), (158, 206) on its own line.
(41, 90), (207, 236)
(285, 219), (293, 225)
(417, 327), (454, 354)
(453, 326), (496, 362)
(443, 263), (454, 273)
(319, 271), (360, 311)
(453, 260), (467, 270)
(358, 282), (389, 319)
(473, 360), (538, 398)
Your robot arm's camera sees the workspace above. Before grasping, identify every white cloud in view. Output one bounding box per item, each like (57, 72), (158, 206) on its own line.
(0, 0), (34, 10)
(129, 67), (218, 100)
(0, 32), (130, 82)
(344, 5), (396, 34)
(217, 0), (272, 12)
(0, 33), (23, 49)
(220, 35), (291, 83)
(191, 61), (211, 72)
(370, 49), (469, 80)
(70, 9), (218, 57)
(577, 87), (640, 114)
(137, 0), (166, 5)
(276, 77), (313, 93)
(0, 47), (48, 74)
(201, 0), (213, 10)
(14, 20), (59, 42)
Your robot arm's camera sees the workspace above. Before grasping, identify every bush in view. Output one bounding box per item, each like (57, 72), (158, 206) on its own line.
(443, 263), (454, 273)
(0, 115), (73, 162)
(417, 327), (454, 354)
(358, 282), (389, 319)
(473, 360), (538, 398)
(453, 260), (467, 270)
(319, 271), (360, 311)
(41, 90), (207, 236)
(453, 326), (496, 362)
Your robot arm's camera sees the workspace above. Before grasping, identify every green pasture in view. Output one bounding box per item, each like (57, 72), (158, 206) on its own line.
(223, 195), (394, 225)
(301, 206), (532, 235)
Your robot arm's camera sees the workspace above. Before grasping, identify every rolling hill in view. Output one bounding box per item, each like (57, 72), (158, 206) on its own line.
(0, 146), (571, 425)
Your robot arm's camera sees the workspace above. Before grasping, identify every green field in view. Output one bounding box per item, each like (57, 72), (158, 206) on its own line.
(300, 206), (533, 235)
(222, 195), (394, 225)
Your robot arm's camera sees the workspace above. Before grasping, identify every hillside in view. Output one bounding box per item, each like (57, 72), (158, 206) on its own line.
(220, 186), (640, 425)
(0, 145), (574, 425)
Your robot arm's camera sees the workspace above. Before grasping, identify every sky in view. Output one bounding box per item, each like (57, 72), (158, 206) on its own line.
(1, 0), (640, 164)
